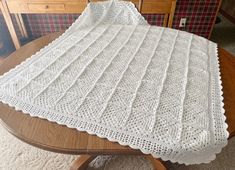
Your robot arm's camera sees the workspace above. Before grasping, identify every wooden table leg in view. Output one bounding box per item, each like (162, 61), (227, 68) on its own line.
(70, 155), (97, 170)
(70, 155), (166, 170)
(146, 155), (167, 170)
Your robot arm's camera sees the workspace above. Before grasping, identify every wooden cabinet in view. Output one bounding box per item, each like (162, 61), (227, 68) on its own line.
(0, 0), (177, 49)
(6, 0), (88, 13)
(5, 0), (142, 14)
(141, 0), (173, 14)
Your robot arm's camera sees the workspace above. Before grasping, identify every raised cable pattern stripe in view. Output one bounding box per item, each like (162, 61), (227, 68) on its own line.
(0, 1), (228, 165)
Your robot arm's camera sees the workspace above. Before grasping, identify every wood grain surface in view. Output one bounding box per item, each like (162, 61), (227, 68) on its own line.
(219, 48), (235, 138)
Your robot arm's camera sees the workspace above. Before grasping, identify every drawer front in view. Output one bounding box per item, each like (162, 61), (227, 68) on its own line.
(7, 0), (87, 13)
(28, 3), (65, 12)
(7, 1), (28, 13)
(7, 0), (141, 13)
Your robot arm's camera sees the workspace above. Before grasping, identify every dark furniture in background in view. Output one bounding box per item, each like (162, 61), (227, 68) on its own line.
(0, 0), (222, 53)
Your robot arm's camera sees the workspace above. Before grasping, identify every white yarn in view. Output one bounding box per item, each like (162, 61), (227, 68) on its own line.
(74, 0), (148, 29)
(0, 0), (228, 165)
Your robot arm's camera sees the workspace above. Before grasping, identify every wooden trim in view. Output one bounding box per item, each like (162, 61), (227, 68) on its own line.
(220, 9), (235, 25)
(163, 14), (168, 27)
(167, 0), (176, 28)
(14, 14), (24, 37)
(13, 14), (28, 38)
(18, 14), (28, 38)
(208, 0), (222, 39)
(138, 0), (142, 12)
(0, 0), (20, 49)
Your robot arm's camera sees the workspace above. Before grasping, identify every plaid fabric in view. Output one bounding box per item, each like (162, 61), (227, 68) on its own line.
(143, 14), (165, 26)
(22, 14), (80, 38)
(173, 0), (219, 37)
(11, 0), (220, 39)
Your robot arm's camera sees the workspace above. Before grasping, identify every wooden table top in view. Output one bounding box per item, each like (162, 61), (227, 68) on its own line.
(0, 32), (234, 155)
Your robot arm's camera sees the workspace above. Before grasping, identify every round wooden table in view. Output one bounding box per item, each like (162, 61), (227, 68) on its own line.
(0, 33), (234, 170)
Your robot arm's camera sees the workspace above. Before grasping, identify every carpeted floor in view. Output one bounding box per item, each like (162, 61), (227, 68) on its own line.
(1, 14), (235, 170)
(0, 123), (235, 170)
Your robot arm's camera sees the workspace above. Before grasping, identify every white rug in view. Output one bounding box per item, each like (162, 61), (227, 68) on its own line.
(0, 123), (235, 170)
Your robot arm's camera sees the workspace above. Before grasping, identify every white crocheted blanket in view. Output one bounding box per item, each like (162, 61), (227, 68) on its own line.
(0, 0), (228, 165)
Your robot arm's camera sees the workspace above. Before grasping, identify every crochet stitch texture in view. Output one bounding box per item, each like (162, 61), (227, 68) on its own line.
(0, 0), (228, 165)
